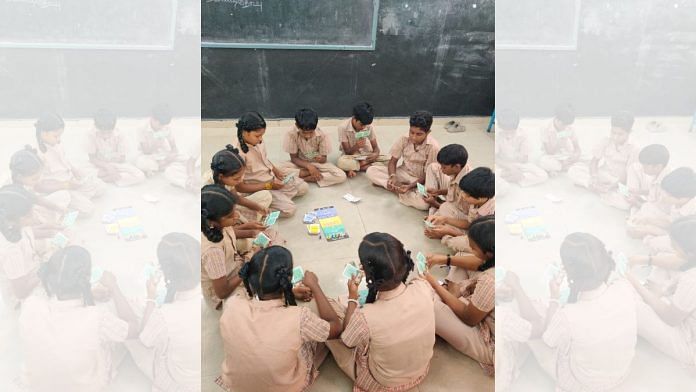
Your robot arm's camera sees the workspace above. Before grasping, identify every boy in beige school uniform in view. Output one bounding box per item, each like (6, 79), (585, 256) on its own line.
(336, 102), (390, 177)
(422, 144), (471, 217)
(495, 109), (548, 188)
(135, 104), (185, 177)
(366, 111), (440, 211)
(538, 104), (581, 175)
(87, 109), (146, 187)
(278, 108), (347, 187)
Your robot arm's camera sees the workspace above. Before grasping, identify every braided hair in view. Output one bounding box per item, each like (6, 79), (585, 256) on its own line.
(236, 111), (266, 153)
(201, 184), (238, 243)
(467, 215), (495, 271)
(158, 232), (200, 303)
(211, 144), (246, 185)
(238, 245), (296, 306)
(9, 146), (43, 185)
(358, 233), (414, 304)
(559, 233), (615, 304)
(35, 113), (64, 153)
(0, 185), (34, 243)
(38, 246), (94, 306)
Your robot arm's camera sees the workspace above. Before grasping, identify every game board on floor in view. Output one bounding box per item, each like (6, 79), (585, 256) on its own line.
(102, 206), (146, 241)
(314, 206), (349, 241)
(505, 206), (549, 241)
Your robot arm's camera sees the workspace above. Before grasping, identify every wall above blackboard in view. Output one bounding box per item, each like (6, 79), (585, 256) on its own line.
(202, 0), (379, 50)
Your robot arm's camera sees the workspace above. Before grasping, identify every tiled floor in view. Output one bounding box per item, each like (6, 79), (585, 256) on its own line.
(201, 117), (495, 392)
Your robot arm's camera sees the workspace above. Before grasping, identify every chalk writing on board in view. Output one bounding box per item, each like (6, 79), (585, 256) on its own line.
(206, 0), (262, 11)
(7, 0), (59, 9)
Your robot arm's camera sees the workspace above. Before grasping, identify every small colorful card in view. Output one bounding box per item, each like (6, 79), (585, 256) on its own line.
(303, 212), (317, 224)
(618, 183), (630, 197)
(556, 130), (570, 138)
(354, 130), (371, 139)
(417, 182), (428, 197)
(358, 289), (369, 306)
(615, 252), (629, 276)
(52, 232), (69, 248)
(264, 211), (280, 226)
(544, 193), (563, 203)
(307, 224), (321, 235)
(291, 266), (305, 285)
(424, 219), (435, 228)
(253, 232), (270, 248)
(90, 266), (104, 284)
(343, 193), (361, 203)
(62, 211), (79, 227)
(153, 130), (170, 139)
(416, 252), (427, 274)
(282, 173), (295, 185)
(342, 263), (360, 280)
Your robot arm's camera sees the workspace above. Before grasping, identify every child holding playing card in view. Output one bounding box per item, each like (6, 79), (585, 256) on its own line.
(423, 215), (496, 375)
(336, 102), (390, 178)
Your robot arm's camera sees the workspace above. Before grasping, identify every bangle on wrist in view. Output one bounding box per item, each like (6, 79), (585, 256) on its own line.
(549, 298), (560, 305)
(347, 298), (360, 306)
(145, 298), (157, 304)
(264, 182), (273, 190)
(446, 254), (452, 267)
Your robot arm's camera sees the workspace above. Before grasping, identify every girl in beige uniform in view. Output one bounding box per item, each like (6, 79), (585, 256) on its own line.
(217, 246), (342, 392)
(34, 114), (105, 216)
(327, 232), (436, 391)
(424, 216), (496, 375)
(279, 108), (347, 187)
(234, 112), (309, 218)
(366, 111), (440, 211)
(87, 109), (146, 187)
(336, 102), (390, 177)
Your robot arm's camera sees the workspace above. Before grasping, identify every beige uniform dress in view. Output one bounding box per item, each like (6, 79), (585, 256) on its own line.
(18, 296), (129, 392)
(495, 129), (548, 187)
(327, 280), (435, 391)
(235, 141), (309, 218)
(529, 281), (637, 391)
(38, 143), (105, 216)
(442, 197), (496, 258)
(336, 119), (390, 172)
(0, 227), (40, 310)
(625, 166), (671, 232)
(538, 121), (580, 173)
(366, 135), (440, 211)
(435, 268), (495, 374)
(568, 137), (637, 189)
(200, 227), (246, 309)
(87, 129), (146, 187)
(135, 124), (185, 173)
(428, 164), (471, 219)
(636, 266), (696, 366)
(278, 127), (347, 187)
(644, 197), (696, 254)
(496, 303), (533, 391)
(217, 296), (331, 392)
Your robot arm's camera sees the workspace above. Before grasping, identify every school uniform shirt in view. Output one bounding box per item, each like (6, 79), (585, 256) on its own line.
(542, 281), (637, 391)
(234, 141), (276, 184)
(341, 279), (435, 391)
(19, 296), (129, 392)
(138, 123), (175, 156)
(592, 137), (637, 182)
(38, 144), (75, 183)
(671, 197), (696, 221)
(468, 197), (496, 222)
(389, 135), (440, 179)
(86, 129), (127, 162)
(0, 227), (39, 310)
(496, 129), (530, 162)
(459, 269), (496, 372)
(139, 287), (202, 392)
(670, 267), (696, 351)
(337, 119), (377, 154)
(200, 227), (245, 308)
(217, 296), (331, 392)
(282, 126), (332, 161)
(540, 122), (579, 156)
(626, 163), (669, 202)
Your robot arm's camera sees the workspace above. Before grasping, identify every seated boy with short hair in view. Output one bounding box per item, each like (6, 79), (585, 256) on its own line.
(336, 102), (389, 178)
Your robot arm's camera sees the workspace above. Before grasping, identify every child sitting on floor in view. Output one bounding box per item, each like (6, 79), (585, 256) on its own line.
(422, 143), (471, 216)
(336, 102), (389, 178)
(538, 104), (581, 176)
(495, 109), (548, 188)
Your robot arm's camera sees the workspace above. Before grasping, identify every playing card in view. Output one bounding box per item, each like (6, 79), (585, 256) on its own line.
(342, 263), (360, 280)
(618, 183), (630, 197)
(62, 211), (79, 227)
(291, 266), (305, 285)
(416, 182), (427, 196)
(253, 232), (270, 248)
(343, 193), (361, 203)
(416, 252), (427, 273)
(354, 130), (371, 139)
(264, 211), (280, 226)
(52, 232), (69, 248)
(282, 174), (295, 184)
(424, 219), (435, 228)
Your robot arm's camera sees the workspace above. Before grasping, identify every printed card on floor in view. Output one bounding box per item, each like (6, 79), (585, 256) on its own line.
(417, 182), (427, 196)
(342, 263), (360, 280)
(282, 174), (295, 185)
(416, 252), (427, 273)
(343, 193), (361, 203)
(253, 232), (270, 248)
(303, 213), (316, 223)
(62, 211), (79, 227)
(264, 211), (280, 226)
(291, 266), (305, 285)
(544, 193), (563, 203)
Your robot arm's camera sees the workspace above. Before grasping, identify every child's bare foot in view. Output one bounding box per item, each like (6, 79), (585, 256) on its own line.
(347, 170), (357, 178)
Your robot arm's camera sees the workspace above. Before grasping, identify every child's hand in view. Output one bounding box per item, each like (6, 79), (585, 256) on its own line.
(446, 280), (462, 297)
(347, 274), (361, 299)
(426, 215), (449, 226)
(504, 270), (520, 288)
(146, 272), (161, 300)
(302, 271), (319, 289)
(356, 138), (367, 148)
(271, 178), (285, 190)
(549, 272), (564, 300)
(255, 205), (270, 216)
(426, 254), (448, 267)
(99, 271), (118, 291)
(422, 270), (437, 285)
(307, 165), (323, 180)
(293, 284), (313, 302)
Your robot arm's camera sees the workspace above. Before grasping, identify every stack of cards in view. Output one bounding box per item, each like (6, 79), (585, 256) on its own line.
(253, 232), (270, 248)
(303, 212), (317, 224)
(417, 183), (428, 197)
(415, 252), (427, 274)
(423, 219), (435, 228)
(282, 174), (295, 185)
(264, 211), (280, 226)
(62, 211), (79, 227)
(342, 263), (360, 280)
(354, 130), (371, 139)
(343, 193), (361, 203)
(52, 232), (69, 248)
(617, 183), (630, 197)
(291, 266), (305, 285)
(90, 266), (105, 284)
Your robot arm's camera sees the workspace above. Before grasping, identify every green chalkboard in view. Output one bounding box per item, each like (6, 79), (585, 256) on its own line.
(202, 0), (379, 50)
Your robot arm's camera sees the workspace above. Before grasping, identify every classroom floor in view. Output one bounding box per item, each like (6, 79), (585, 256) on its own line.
(496, 116), (696, 390)
(201, 116), (495, 392)
(0, 119), (200, 391)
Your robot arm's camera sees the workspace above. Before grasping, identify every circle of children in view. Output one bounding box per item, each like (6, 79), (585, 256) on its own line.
(494, 107), (696, 391)
(0, 105), (202, 391)
(200, 103), (497, 392)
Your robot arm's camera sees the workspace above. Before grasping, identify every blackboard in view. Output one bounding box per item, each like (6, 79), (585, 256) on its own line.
(496, 0), (581, 50)
(0, 0), (178, 50)
(202, 0), (379, 50)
